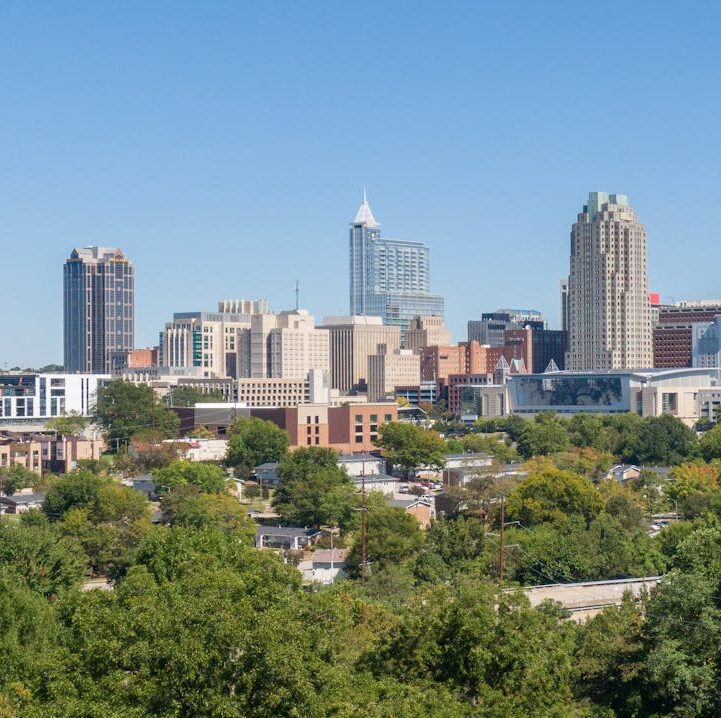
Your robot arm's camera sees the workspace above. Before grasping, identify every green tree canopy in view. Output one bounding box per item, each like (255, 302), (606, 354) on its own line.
(43, 469), (109, 520)
(152, 460), (227, 495)
(96, 380), (179, 449)
(622, 413), (698, 466)
(0, 464), (38, 495)
(45, 411), (89, 436)
(517, 412), (571, 458)
(376, 422), (446, 477)
(225, 417), (289, 473)
(348, 493), (425, 573)
(506, 467), (603, 526)
(699, 425), (721, 462)
(168, 385), (226, 408)
(161, 485), (255, 540)
(272, 462), (358, 529)
(0, 521), (86, 596)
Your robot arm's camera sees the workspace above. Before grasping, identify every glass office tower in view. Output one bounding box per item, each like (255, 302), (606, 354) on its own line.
(63, 247), (134, 373)
(348, 192), (444, 337)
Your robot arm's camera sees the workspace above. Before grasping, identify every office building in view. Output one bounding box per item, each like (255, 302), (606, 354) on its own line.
(404, 315), (451, 351)
(531, 329), (567, 372)
(367, 349), (421, 401)
(653, 301), (721, 368)
(0, 373), (109, 425)
(176, 402), (399, 453)
(692, 316), (721, 368)
(322, 316), (401, 392)
(467, 309), (544, 346)
(348, 192), (444, 336)
(560, 280), (570, 333)
(268, 310), (330, 379)
(159, 304), (256, 378)
(566, 192), (653, 371)
(64, 247), (134, 373)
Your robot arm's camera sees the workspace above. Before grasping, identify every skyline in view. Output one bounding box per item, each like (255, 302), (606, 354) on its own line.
(2, 2), (721, 366)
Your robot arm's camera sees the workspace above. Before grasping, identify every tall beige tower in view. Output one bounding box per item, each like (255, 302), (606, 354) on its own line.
(566, 192), (652, 371)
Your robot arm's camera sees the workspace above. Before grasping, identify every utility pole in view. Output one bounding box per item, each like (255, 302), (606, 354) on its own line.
(359, 461), (368, 579)
(490, 496), (519, 585)
(499, 496), (505, 583)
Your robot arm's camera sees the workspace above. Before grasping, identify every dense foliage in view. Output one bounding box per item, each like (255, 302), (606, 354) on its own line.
(96, 380), (180, 449)
(3, 409), (721, 715)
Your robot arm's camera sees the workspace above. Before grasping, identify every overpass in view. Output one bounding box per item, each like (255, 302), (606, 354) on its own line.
(519, 576), (661, 622)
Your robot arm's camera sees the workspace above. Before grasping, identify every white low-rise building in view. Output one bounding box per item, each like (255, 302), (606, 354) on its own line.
(0, 373), (109, 426)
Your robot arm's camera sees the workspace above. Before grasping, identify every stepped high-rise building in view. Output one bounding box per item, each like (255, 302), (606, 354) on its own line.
(566, 192), (653, 371)
(64, 247), (134, 373)
(348, 192), (444, 337)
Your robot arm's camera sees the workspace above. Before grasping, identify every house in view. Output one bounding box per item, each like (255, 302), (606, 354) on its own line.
(254, 462), (281, 487)
(389, 496), (435, 528)
(298, 548), (348, 585)
(443, 460), (526, 488)
(130, 476), (157, 499)
(351, 473), (396, 496)
(162, 438), (228, 462)
(0, 493), (45, 514)
(337, 453), (385, 477)
(606, 464), (641, 483)
(254, 525), (322, 550)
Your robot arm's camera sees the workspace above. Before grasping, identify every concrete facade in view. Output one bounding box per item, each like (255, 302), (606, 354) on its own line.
(567, 193), (653, 371)
(404, 315), (452, 351)
(367, 349), (421, 401)
(322, 316), (401, 392)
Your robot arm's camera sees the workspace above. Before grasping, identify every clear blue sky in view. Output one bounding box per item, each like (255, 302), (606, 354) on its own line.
(1, 1), (720, 368)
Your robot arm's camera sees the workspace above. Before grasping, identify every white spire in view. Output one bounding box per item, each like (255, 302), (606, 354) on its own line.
(353, 189), (379, 227)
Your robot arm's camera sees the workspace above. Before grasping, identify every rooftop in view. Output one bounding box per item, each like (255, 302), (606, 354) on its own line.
(352, 189), (379, 228)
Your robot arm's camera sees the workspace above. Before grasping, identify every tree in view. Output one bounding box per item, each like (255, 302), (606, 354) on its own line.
(152, 461), (227, 495)
(516, 413), (571, 458)
(348, 494), (424, 572)
(666, 462), (719, 518)
(273, 463), (358, 529)
(0, 464), (37, 495)
(368, 580), (578, 715)
(506, 467), (603, 526)
(598, 479), (645, 531)
(45, 411), (89, 436)
(161, 486), (255, 540)
(225, 417), (289, 474)
(567, 413), (609, 451)
(699, 425), (721, 462)
(276, 446), (339, 482)
(96, 380), (179, 450)
(43, 469), (109, 519)
(168, 385), (225, 408)
(376, 422), (446, 477)
(0, 521), (86, 596)
(696, 416), (715, 432)
(623, 414), (697, 466)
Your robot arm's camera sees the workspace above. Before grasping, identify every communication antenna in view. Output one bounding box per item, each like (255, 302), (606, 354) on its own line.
(295, 280), (300, 311)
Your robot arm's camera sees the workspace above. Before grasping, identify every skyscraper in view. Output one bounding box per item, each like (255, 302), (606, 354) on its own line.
(64, 247), (134, 373)
(566, 192), (652, 371)
(560, 279), (570, 333)
(348, 192), (444, 336)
